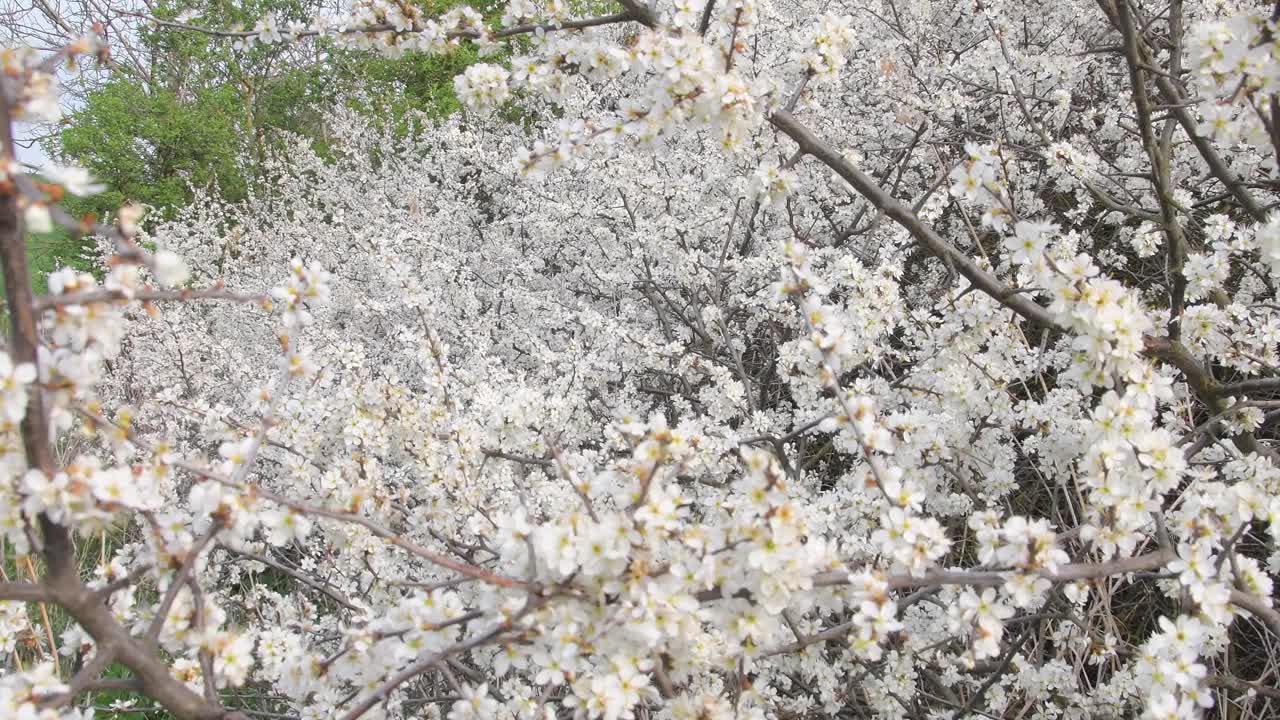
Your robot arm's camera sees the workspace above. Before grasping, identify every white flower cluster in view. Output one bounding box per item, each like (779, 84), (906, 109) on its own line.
(0, 352), (37, 424)
(0, 601), (30, 653)
(949, 142), (1015, 231)
(272, 257), (332, 330)
(750, 162), (796, 206)
(0, 661), (94, 720)
(799, 14), (855, 81)
(516, 25), (767, 176)
(1186, 11), (1280, 160)
(1135, 616), (1218, 718)
(9, 3), (1280, 720)
(454, 63), (512, 112)
(1, 47), (63, 122)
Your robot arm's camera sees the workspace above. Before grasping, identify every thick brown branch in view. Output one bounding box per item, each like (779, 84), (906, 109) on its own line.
(1143, 336), (1263, 456)
(1218, 377), (1280, 397)
(0, 580), (49, 602)
(1113, 0), (1190, 340)
(5, 93), (242, 718)
(47, 575), (248, 720)
(1230, 588), (1280, 639)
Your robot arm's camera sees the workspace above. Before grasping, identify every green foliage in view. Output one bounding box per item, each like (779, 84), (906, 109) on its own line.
(56, 0), (327, 220)
(43, 0), (531, 292)
(59, 80), (247, 221)
(0, 226), (94, 336)
(24, 226), (97, 295)
(338, 47), (478, 123)
(569, 0), (619, 15)
(53, 0), (524, 222)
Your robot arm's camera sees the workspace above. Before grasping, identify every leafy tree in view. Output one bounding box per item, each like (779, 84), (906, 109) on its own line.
(53, 0), (503, 224)
(58, 80), (247, 220)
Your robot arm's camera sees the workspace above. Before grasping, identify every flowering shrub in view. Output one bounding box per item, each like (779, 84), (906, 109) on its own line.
(4, 2), (1280, 720)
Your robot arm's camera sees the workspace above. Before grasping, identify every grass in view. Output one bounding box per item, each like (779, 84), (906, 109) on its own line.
(4, 517), (312, 719)
(5, 525), (185, 719)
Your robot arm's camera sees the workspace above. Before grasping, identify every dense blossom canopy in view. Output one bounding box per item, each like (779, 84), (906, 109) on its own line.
(4, 1), (1280, 720)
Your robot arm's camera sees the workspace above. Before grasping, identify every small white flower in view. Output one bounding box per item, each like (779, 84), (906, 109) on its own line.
(254, 13), (284, 44)
(153, 250), (190, 287)
(42, 164), (105, 196)
(750, 163), (796, 206)
(260, 507), (313, 546)
(454, 64), (511, 112)
(0, 351), (38, 422)
(24, 203), (53, 233)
